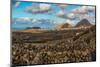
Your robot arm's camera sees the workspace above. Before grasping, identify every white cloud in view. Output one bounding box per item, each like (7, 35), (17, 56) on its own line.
(39, 4), (51, 11)
(72, 6), (88, 14)
(72, 6), (95, 14)
(56, 10), (65, 17)
(31, 19), (37, 23)
(25, 4), (51, 14)
(67, 13), (76, 20)
(65, 19), (74, 25)
(15, 17), (32, 22)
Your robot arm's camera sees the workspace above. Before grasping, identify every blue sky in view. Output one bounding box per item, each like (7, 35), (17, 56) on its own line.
(12, 2), (80, 22)
(12, 1), (95, 30)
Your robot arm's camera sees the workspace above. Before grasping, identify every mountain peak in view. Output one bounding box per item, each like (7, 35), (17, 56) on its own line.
(75, 19), (92, 27)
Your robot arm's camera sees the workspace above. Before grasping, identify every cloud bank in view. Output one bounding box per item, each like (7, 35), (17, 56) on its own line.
(25, 3), (51, 14)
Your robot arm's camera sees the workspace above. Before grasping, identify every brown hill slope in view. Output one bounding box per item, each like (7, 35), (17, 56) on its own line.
(57, 23), (73, 29)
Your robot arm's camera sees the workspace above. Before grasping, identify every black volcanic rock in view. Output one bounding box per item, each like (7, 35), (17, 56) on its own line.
(75, 19), (92, 27)
(26, 27), (41, 29)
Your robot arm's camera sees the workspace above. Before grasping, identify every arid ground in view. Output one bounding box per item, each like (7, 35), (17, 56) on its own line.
(11, 25), (96, 66)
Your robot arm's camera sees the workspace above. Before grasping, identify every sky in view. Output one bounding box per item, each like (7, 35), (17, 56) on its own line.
(12, 1), (96, 30)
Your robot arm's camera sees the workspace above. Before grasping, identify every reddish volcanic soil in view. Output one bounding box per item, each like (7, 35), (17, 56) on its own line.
(16, 29), (49, 33)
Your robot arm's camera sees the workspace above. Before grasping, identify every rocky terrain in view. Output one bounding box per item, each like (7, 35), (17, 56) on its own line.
(11, 25), (96, 66)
